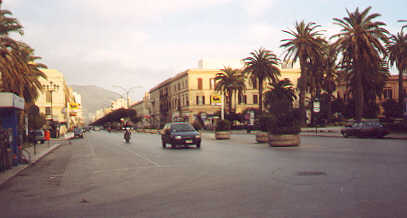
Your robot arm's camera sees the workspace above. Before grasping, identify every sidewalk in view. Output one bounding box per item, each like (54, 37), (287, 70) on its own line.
(0, 134), (71, 187)
(300, 126), (407, 140)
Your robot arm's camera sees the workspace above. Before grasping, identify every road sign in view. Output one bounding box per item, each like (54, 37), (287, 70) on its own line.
(211, 95), (222, 106)
(313, 101), (320, 113)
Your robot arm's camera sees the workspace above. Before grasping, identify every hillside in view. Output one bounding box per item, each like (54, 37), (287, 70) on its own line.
(70, 85), (121, 120)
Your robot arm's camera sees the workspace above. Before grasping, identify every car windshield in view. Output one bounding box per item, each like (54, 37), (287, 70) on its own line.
(172, 124), (195, 132)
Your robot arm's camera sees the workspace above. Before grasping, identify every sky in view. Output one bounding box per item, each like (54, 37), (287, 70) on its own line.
(3, 0), (407, 102)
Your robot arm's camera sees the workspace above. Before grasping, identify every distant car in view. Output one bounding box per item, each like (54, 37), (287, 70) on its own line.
(30, 129), (45, 144)
(161, 122), (201, 148)
(341, 121), (389, 138)
(74, 128), (84, 138)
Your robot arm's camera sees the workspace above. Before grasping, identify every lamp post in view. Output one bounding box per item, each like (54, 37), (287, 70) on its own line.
(113, 85), (142, 108)
(44, 81), (59, 121)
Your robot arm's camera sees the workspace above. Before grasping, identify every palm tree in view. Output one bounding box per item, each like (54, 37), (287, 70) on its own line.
(264, 78), (297, 114)
(387, 31), (407, 111)
(332, 7), (389, 122)
(321, 43), (339, 121)
(281, 21), (326, 125)
(242, 48), (281, 113)
(214, 67), (246, 114)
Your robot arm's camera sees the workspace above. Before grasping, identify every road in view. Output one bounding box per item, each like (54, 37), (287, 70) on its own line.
(0, 131), (407, 218)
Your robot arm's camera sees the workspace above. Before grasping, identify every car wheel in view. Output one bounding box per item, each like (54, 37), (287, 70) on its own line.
(196, 142), (201, 149)
(41, 140), (44, 144)
(162, 140), (166, 148)
(171, 144), (176, 149)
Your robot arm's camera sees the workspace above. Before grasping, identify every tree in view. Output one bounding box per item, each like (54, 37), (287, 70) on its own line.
(264, 78), (297, 114)
(387, 31), (407, 110)
(332, 7), (389, 122)
(242, 48), (281, 113)
(214, 67), (245, 114)
(281, 21), (326, 125)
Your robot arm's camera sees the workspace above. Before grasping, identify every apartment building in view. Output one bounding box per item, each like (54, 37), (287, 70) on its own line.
(148, 63), (301, 128)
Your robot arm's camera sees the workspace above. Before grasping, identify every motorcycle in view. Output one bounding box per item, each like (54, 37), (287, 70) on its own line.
(124, 130), (131, 143)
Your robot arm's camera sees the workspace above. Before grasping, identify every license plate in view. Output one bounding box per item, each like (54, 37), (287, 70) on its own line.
(185, 139), (193, 143)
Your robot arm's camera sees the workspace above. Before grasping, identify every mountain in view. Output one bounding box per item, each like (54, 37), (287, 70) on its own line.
(70, 85), (121, 120)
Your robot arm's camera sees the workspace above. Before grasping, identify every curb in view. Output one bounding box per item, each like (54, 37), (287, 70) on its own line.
(0, 143), (63, 187)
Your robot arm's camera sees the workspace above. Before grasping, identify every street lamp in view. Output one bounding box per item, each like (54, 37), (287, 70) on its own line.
(44, 81), (59, 120)
(112, 85), (143, 108)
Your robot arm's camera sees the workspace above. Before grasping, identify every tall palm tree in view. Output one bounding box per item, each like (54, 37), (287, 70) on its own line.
(332, 7), (389, 122)
(214, 67), (246, 114)
(387, 31), (407, 110)
(242, 48), (281, 113)
(281, 21), (326, 125)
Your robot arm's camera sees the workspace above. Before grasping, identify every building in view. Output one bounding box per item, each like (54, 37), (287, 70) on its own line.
(148, 61), (301, 128)
(130, 92), (151, 128)
(34, 69), (83, 135)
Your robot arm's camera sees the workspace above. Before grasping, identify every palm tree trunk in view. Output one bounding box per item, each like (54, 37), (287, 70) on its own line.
(355, 71), (364, 122)
(398, 69), (404, 109)
(327, 91), (333, 121)
(259, 78), (263, 113)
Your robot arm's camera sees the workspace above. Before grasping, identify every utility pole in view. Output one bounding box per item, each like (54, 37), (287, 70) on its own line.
(113, 85), (142, 108)
(44, 81), (59, 121)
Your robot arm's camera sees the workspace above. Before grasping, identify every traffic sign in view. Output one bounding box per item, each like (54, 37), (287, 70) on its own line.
(313, 101), (320, 113)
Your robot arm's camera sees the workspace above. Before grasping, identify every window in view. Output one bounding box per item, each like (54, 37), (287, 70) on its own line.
(383, 88), (393, 99)
(210, 78), (215, 89)
(198, 78), (203, 90)
(45, 107), (51, 115)
(196, 96), (199, 105)
(243, 95), (247, 104)
(202, 96), (205, 105)
(238, 95), (242, 104)
(253, 95), (258, 104)
(46, 91), (52, 103)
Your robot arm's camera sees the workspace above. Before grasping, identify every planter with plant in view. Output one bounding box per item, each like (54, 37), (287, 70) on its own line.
(263, 78), (300, 146)
(267, 110), (301, 146)
(215, 119), (231, 140)
(256, 114), (270, 143)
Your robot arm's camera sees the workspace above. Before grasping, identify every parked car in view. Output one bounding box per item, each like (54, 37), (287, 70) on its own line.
(341, 120), (389, 138)
(74, 127), (84, 138)
(161, 122), (201, 148)
(30, 129), (45, 144)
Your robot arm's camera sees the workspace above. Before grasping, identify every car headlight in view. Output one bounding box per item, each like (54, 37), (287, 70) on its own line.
(195, 135), (201, 138)
(175, 136), (182, 140)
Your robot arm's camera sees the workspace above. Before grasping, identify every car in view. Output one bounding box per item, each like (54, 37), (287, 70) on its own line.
(341, 120), (389, 138)
(74, 127), (84, 138)
(30, 129), (45, 144)
(161, 122), (201, 148)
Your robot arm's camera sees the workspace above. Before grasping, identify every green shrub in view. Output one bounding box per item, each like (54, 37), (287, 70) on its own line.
(215, 119), (231, 131)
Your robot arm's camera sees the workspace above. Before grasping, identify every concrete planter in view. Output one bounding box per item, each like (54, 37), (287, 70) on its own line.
(215, 131), (231, 140)
(268, 134), (300, 147)
(255, 131), (268, 143)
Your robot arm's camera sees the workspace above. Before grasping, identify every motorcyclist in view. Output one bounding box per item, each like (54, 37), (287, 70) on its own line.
(124, 127), (131, 142)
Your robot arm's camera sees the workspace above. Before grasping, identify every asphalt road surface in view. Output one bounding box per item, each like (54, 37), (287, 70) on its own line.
(1, 130), (407, 218)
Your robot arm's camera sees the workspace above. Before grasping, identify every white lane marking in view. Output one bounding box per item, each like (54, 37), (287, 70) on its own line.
(115, 144), (161, 167)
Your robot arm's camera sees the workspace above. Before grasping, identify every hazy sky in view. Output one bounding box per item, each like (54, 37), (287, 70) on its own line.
(3, 0), (406, 101)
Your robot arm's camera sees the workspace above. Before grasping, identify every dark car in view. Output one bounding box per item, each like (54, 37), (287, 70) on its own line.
(161, 122), (201, 148)
(341, 120), (389, 138)
(74, 127), (84, 138)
